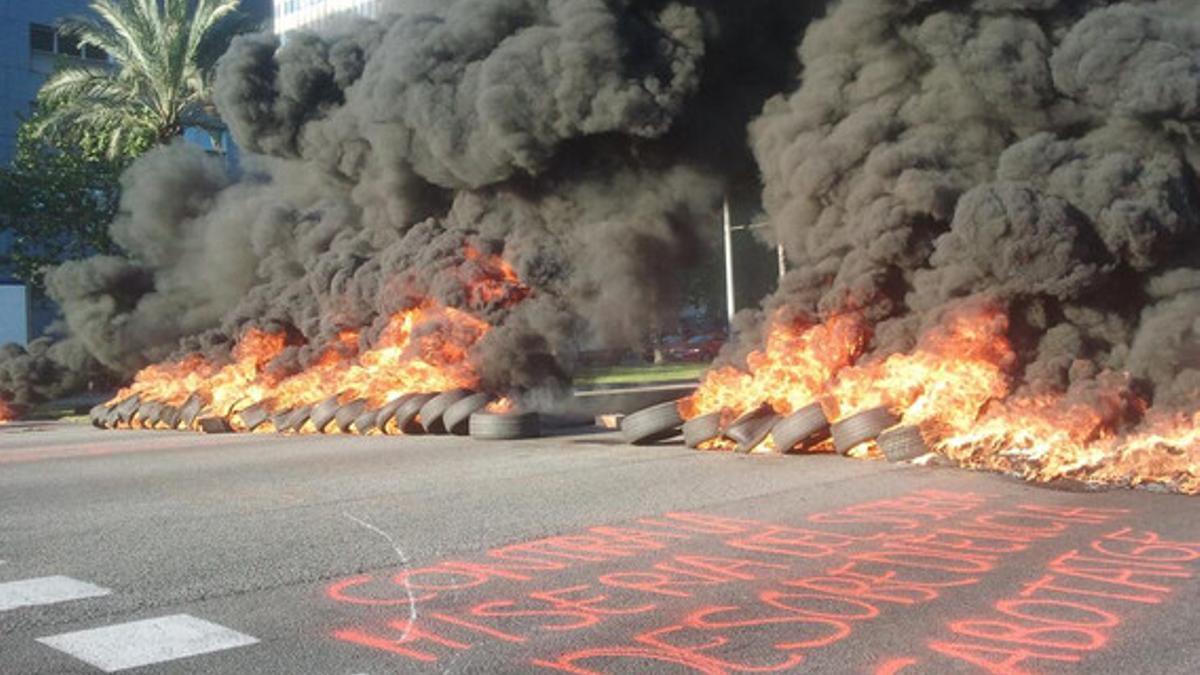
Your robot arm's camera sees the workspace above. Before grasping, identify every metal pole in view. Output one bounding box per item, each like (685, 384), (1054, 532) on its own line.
(723, 197), (736, 327)
(777, 242), (787, 281)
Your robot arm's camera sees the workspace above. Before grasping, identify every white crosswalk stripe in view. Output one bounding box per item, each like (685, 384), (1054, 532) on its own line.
(37, 614), (259, 672)
(0, 576), (111, 611)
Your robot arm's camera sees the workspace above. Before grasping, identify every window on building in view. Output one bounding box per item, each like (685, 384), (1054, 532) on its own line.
(30, 24), (55, 53)
(83, 44), (108, 62)
(57, 33), (82, 58)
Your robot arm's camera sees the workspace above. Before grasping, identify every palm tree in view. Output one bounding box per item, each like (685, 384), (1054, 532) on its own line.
(35, 0), (248, 158)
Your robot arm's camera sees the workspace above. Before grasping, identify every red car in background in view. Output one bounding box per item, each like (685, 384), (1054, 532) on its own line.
(663, 333), (725, 363)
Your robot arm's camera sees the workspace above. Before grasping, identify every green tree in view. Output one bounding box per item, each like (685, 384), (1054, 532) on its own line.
(34, 0), (246, 157)
(0, 106), (140, 291)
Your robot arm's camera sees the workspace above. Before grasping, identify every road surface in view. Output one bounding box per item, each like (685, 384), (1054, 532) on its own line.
(1, 421), (1198, 674)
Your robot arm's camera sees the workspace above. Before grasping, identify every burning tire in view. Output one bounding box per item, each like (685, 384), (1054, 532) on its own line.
(237, 402), (273, 433)
(352, 409), (381, 435)
(831, 407), (899, 455)
(198, 416), (233, 434)
(724, 405), (781, 453)
(180, 393), (207, 429)
(281, 405), (314, 434)
(771, 403), (830, 453)
(469, 412), (541, 440)
(374, 395), (413, 432)
(270, 408), (294, 433)
(159, 405), (182, 430)
(389, 393), (437, 435)
(136, 402), (164, 429)
(310, 395), (342, 433)
(683, 411), (724, 449)
(877, 425), (930, 462)
(420, 389), (475, 434)
(114, 395), (142, 426)
(90, 404), (110, 429)
(334, 399), (369, 434)
(621, 400), (684, 445)
(443, 393), (494, 436)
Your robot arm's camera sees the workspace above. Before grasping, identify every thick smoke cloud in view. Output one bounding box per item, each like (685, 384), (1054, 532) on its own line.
(749, 0), (1200, 413)
(2, 0), (815, 405)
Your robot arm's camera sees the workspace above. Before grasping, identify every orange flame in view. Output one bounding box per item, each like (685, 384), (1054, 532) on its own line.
(937, 386), (1200, 493)
(826, 304), (1014, 432)
(681, 313), (868, 419)
(486, 397), (516, 414)
(685, 298), (1199, 493)
(107, 247), (528, 430)
(0, 399), (17, 424)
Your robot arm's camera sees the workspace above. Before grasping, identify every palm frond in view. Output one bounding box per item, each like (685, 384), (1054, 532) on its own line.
(35, 0), (251, 157)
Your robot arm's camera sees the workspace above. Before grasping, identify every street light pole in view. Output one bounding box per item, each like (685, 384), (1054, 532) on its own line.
(723, 197), (736, 328)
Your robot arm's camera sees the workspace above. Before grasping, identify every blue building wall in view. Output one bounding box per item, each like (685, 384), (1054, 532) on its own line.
(0, 0), (96, 165)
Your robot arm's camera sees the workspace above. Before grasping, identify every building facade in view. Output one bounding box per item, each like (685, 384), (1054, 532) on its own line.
(274, 0), (383, 36)
(0, 0), (100, 164)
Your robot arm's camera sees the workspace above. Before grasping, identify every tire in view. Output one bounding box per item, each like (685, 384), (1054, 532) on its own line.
(270, 408), (294, 433)
(683, 412), (724, 449)
(115, 395), (142, 425)
(180, 393), (207, 430)
(390, 393), (437, 435)
(420, 389), (475, 434)
(443, 393), (494, 436)
(374, 394), (415, 432)
(159, 405), (182, 430)
(771, 403), (830, 453)
(352, 409), (381, 435)
(621, 400), (685, 445)
(470, 412), (541, 440)
(831, 407), (898, 455)
(335, 399), (369, 433)
(724, 405), (781, 453)
(310, 395), (343, 433)
(102, 407), (122, 428)
(136, 402), (164, 429)
(198, 416), (233, 434)
(877, 425), (929, 462)
(90, 404), (111, 429)
(282, 405), (314, 434)
(237, 402), (272, 432)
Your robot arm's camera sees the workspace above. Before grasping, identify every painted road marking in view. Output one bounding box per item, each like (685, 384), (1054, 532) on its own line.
(0, 576), (111, 611)
(37, 614), (259, 672)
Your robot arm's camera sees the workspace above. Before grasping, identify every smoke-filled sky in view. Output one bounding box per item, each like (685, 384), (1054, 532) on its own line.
(751, 0), (1200, 411)
(3, 0), (1199, 418)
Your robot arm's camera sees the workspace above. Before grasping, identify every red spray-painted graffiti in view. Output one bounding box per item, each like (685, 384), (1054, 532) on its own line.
(323, 491), (1199, 673)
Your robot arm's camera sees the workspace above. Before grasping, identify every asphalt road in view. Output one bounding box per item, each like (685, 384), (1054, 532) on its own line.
(1, 421), (1198, 674)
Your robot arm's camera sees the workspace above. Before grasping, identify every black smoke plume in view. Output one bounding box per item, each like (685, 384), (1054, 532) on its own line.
(1, 0), (817, 405)
(748, 0), (1200, 415)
